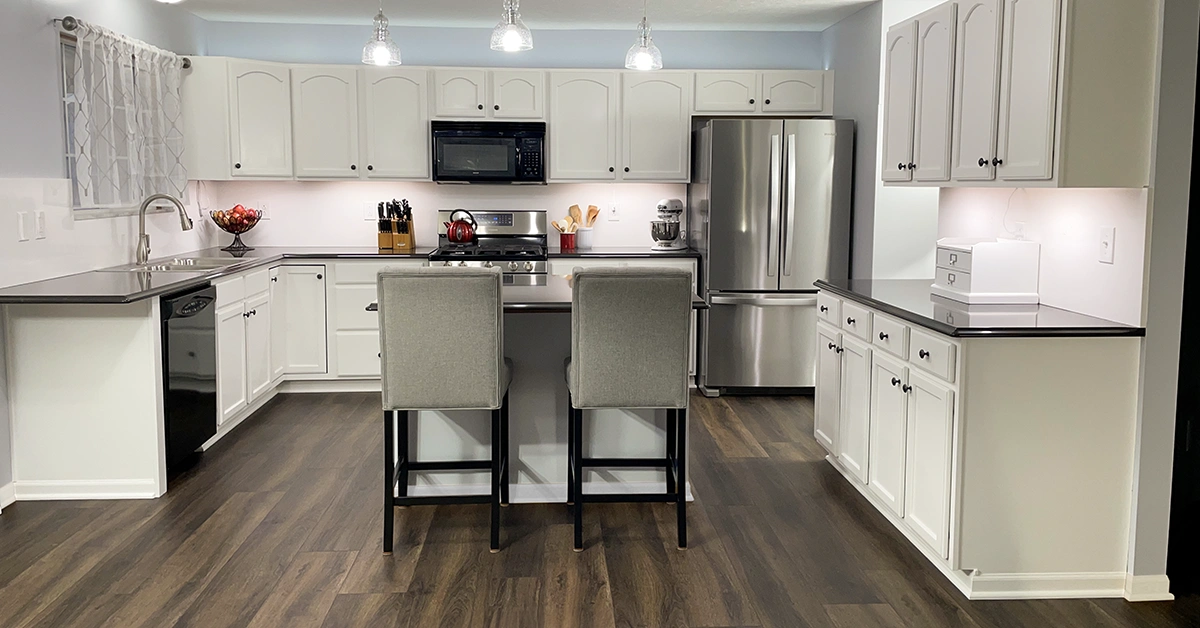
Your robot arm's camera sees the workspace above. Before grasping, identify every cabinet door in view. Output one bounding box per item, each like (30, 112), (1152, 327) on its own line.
(181, 57), (232, 181)
(269, 267), (286, 380)
(216, 303), (248, 425)
(292, 67), (360, 179)
(904, 370), (955, 558)
(951, 0), (1003, 181)
(815, 324), (842, 453)
(361, 68), (430, 179)
(621, 72), (690, 181)
(868, 353), (908, 517)
(245, 292), (272, 401)
(837, 336), (872, 484)
(491, 70), (544, 119)
(995, 0), (1061, 181)
(433, 69), (487, 118)
(760, 71), (826, 113)
(881, 22), (919, 182)
(911, 4), (957, 182)
(693, 72), (758, 113)
(228, 61), (292, 177)
(548, 72), (619, 181)
(283, 266), (328, 374)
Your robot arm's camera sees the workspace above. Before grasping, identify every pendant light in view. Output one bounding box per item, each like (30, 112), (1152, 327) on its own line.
(625, 0), (662, 71)
(362, 2), (402, 66)
(491, 0), (533, 52)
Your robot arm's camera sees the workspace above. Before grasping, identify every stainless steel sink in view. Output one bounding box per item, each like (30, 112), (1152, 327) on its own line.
(103, 258), (241, 272)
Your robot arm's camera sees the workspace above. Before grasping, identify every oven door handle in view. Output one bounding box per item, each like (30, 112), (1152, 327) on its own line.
(710, 294), (818, 307)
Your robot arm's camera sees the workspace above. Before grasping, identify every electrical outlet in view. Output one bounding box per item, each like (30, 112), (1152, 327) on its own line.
(607, 203), (620, 222)
(16, 212), (28, 242)
(364, 201), (375, 221)
(35, 211), (46, 240)
(1099, 226), (1115, 264)
(258, 202), (270, 220)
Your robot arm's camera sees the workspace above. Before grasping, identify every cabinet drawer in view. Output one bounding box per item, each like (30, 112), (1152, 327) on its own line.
(214, 276), (245, 306)
(816, 292), (841, 324)
(244, 268), (271, 297)
(872, 315), (909, 359)
(840, 301), (872, 340)
(336, 262), (389, 285)
(908, 328), (956, 383)
(934, 267), (972, 293)
(936, 247), (972, 272)
(335, 331), (381, 377)
(334, 285), (380, 330)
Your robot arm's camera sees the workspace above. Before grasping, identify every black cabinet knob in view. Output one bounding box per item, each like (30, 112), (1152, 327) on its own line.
(478, 104), (484, 110)
(624, 167), (630, 173)
(846, 317), (855, 325)
(907, 162), (916, 169)
(978, 157), (989, 167)
(765, 98), (771, 105)
(350, 164), (357, 170)
(234, 163), (242, 169)
(367, 165), (374, 171)
(891, 377), (901, 387)
(836, 347), (844, 354)
(494, 104), (500, 111)
(902, 384), (913, 393)
(749, 98), (755, 104)
(879, 331), (889, 340)
(918, 349), (929, 359)
(819, 305), (828, 312)
(992, 157), (1004, 166)
(609, 167), (615, 172)
(828, 342), (836, 350)
(316, 274), (323, 280)
(898, 162), (906, 170)
(271, 276), (277, 282)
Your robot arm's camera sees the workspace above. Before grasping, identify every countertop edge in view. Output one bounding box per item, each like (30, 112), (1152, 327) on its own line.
(814, 280), (1147, 339)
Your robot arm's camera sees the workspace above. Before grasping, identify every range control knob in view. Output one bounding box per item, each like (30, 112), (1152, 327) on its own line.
(524, 261), (534, 271)
(458, 261), (467, 267)
(508, 261), (519, 271)
(484, 261), (494, 268)
(442, 261), (452, 267)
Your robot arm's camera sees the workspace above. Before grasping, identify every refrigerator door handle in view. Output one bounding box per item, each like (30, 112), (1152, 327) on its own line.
(767, 133), (782, 278)
(710, 294), (819, 307)
(782, 133), (798, 277)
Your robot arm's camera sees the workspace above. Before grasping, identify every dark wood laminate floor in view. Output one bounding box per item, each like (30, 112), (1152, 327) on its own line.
(2, 392), (1198, 628)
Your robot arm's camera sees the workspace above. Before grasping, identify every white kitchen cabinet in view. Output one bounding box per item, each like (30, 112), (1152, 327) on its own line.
(228, 60), (293, 177)
(994, 0), (1060, 181)
(291, 66), (360, 179)
(881, 22), (918, 182)
(181, 57), (232, 181)
(282, 265), (328, 374)
(360, 68), (430, 179)
(904, 369), (955, 558)
(245, 292), (272, 401)
(491, 70), (544, 119)
(868, 353), (908, 517)
(621, 73), (690, 182)
(950, 0), (1003, 181)
(269, 267), (287, 381)
(548, 72), (620, 181)
(434, 69), (487, 118)
(216, 302), (248, 425)
(911, 3), (957, 183)
(693, 72), (758, 113)
(837, 335), (872, 484)
(814, 323), (842, 453)
(760, 71), (827, 113)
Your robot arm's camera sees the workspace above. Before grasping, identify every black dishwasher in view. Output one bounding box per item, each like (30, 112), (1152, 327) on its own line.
(161, 285), (218, 472)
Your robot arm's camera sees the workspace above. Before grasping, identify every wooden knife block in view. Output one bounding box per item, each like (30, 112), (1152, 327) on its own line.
(391, 220), (415, 253)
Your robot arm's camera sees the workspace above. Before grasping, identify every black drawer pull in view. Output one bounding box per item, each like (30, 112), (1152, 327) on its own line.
(846, 317), (855, 325)
(918, 349), (929, 359)
(819, 305), (828, 312)
(878, 331), (889, 340)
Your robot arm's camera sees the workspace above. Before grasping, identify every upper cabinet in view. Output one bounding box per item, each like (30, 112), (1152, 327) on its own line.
(360, 68), (430, 179)
(881, 22), (918, 183)
(228, 60), (293, 177)
(621, 73), (691, 182)
(760, 71), (828, 113)
(883, 0), (1159, 188)
(292, 66), (360, 179)
(548, 71), (620, 181)
(694, 72), (758, 113)
(490, 70), (545, 119)
(694, 70), (831, 115)
(433, 69), (488, 118)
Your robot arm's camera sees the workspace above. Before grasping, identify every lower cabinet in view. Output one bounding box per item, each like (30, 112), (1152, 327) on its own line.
(814, 324), (842, 453)
(215, 278), (272, 425)
(269, 266), (287, 381)
(216, 300), (249, 425)
(281, 265), (328, 374)
(903, 369), (955, 559)
(245, 291), (272, 400)
(837, 335), (872, 484)
(868, 352), (908, 517)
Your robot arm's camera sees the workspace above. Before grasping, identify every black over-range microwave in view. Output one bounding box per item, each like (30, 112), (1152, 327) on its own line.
(431, 121), (546, 184)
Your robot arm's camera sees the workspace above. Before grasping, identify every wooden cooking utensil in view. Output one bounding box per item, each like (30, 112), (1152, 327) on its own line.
(569, 204), (583, 226)
(586, 205), (600, 227)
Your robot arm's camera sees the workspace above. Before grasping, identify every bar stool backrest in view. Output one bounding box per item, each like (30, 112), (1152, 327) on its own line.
(378, 266), (505, 410)
(570, 267), (692, 409)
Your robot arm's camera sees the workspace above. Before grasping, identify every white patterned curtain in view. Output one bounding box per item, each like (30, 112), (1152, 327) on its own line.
(70, 21), (186, 209)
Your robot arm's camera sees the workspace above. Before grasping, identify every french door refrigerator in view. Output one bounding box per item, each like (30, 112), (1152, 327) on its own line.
(688, 118), (853, 395)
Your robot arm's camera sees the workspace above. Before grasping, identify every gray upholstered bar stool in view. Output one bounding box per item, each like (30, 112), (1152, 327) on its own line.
(378, 266), (512, 554)
(566, 267), (693, 551)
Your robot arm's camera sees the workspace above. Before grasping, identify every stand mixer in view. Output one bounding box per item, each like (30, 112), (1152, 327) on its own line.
(650, 198), (686, 251)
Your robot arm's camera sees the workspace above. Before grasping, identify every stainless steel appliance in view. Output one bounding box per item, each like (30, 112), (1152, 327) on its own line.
(430, 209), (549, 285)
(431, 121), (546, 184)
(688, 118), (854, 395)
(161, 285), (217, 472)
(651, 198), (686, 251)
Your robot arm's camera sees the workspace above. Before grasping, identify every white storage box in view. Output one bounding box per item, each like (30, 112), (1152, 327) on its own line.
(931, 238), (1040, 304)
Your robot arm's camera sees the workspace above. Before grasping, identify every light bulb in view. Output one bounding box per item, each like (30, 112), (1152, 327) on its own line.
(501, 28), (523, 52)
(372, 46), (391, 66)
(633, 51), (653, 71)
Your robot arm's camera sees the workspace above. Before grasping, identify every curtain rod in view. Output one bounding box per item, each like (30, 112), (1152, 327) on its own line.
(53, 15), (192, 69)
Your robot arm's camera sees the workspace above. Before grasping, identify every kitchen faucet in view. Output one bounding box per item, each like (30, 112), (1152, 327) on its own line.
(136, 193), (194, 265)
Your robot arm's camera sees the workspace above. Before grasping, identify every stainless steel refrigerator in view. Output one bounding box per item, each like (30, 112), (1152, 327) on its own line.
(688, 118), (853, 395)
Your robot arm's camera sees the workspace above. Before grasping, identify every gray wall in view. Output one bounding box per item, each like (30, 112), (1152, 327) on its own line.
(821, 3), (882, 279)
(204, 21), (825, 69)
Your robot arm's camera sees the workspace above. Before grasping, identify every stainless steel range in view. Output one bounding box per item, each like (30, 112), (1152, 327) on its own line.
(430, 209), (548, 285)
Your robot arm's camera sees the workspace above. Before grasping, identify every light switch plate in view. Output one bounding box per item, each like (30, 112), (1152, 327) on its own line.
(35, 211), (47, 239)
(607, 203), (620, 222)
(16, 212), (28, 242)
(1099, 226), (1115, 264)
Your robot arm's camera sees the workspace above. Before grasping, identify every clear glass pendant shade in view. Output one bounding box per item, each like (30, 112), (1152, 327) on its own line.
(625, 17), (662, 71)
(362, 10), (402, 66)
(491, 0), (533, 52)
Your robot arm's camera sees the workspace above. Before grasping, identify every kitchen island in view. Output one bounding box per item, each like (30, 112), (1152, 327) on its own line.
(0, 247), (702, 504)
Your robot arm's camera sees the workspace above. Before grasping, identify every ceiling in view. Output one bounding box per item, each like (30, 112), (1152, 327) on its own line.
(180, 0), (875, 31)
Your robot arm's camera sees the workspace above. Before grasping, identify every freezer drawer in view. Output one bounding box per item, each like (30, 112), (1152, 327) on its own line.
(703, 293), (818, 388)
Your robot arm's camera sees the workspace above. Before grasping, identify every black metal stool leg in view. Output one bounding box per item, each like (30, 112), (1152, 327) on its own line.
(500, 393), (510, 506)
(397, 410), (409, 503)
(573, 406), (584, 551)
(666, 410), (677, 496)
(383, 410), (395, 554)
(567, 395), (575, 506)
(677, 407), (688, 550)
(490, 405), (502, 553)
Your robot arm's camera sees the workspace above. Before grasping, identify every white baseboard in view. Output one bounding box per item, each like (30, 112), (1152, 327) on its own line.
(201, 387), (280, 451)
(0, 482), (15, 512)
(404, 481), (695, 503)
(14, 479), (161, 501)
(278, 379), (381, 393)
(968, 572), (1128, 600)
(1124, 574), (1174, 602)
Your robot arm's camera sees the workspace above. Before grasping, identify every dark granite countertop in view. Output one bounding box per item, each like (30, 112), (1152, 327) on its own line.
(0, 246), (702, 305)
(815, 279), (1145, 338)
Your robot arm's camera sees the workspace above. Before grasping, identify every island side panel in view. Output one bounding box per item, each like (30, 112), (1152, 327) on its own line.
(5, 301), (166, 499)
(957, 336), (1140, 581)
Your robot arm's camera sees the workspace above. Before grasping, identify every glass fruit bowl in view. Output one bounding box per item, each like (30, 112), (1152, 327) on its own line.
(210, 205), (261, 252)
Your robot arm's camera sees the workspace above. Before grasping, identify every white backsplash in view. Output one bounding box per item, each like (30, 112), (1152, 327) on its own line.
(938, 187), (1148, 326)
(198, 181), (687, 250)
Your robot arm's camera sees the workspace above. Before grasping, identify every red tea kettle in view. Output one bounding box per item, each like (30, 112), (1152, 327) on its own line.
(443, 209), (477, 244)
